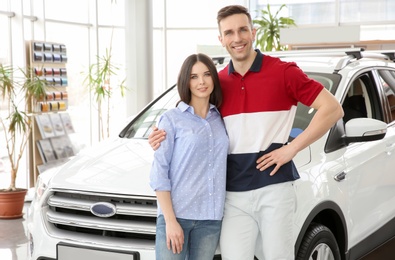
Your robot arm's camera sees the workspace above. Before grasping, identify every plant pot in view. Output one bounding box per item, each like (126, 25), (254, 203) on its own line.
(0, 188), (28, 219)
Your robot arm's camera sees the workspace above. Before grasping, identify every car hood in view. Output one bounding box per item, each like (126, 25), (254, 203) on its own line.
(48, 137), (156, 197)
(48, 137), (311, 197)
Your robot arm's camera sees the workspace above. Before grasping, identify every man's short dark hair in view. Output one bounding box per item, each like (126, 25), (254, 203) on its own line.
(217, 5), (253, 29)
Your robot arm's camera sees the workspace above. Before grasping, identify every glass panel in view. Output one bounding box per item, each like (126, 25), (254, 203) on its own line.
(44, 21), (126, 147)
(340, 0), (395, 23)
(44, 0), (90, 23)
(0, 0), (6, 10)
(256, 0), (336, 26)
(0, 16), (8, 63)
(97, 27), (127, 137)
(166, 0), (247, 28)
(0, 13), (10, 141)
(22, 0), (30, 15)
(121, 87), (179, 139)
(287, 2), (335, 25)
(23, 18), (32, 41)
(98, 0), (125, 26)
(45, 22), (91, 149)
(152, 0), (164, 28)
(290, 72), (341, 139)
(153, 29), (165, 97)
(378, 70), (395, 123)
(166, 29), (220, 86)
(98, 27), (125, 66)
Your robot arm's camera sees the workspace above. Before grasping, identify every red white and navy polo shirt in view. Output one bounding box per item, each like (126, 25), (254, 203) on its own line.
(218, 49), (323, 191)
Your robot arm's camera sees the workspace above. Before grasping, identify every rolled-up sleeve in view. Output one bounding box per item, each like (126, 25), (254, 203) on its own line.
(149, 113), (175, 191)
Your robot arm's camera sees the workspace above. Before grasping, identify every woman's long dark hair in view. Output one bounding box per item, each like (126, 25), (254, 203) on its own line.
(177, 53), (222, 108)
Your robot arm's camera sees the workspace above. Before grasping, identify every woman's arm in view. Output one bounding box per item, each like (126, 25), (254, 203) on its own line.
(156, 191), (184, 254)
(148, 126), (166, 151)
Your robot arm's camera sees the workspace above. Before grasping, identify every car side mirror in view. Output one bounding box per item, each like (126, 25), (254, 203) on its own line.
(343, 118), (387, 144)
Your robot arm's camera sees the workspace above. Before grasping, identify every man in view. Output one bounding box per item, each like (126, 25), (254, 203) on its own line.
(149, 5), (343, 259)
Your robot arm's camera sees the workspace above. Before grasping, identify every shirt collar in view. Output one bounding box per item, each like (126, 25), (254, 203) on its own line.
(227, 49), (263, 75)
(177, 101), (219, 115)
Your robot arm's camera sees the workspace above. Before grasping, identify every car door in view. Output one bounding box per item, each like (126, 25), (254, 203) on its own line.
(341, 70), (395, 255)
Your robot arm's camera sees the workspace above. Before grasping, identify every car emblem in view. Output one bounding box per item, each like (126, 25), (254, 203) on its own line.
(90, 202), (116, 218)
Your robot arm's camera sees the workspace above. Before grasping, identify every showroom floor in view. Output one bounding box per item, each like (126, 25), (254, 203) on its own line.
(0, 180), (393, 260)
(0, 202), (30, 260)
(1, 203), (394, 260)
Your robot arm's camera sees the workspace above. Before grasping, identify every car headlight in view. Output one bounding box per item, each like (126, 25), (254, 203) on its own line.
(34, 175), (48, 201)
(33, 169), (56, 201)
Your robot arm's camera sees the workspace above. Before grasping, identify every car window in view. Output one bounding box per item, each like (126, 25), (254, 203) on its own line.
(342, 72), (384, 124)
(289, 72), (341, 140)
(377, 69), (395, 123)
(119, 86), (180, 138)
(121, 73), (341, 141)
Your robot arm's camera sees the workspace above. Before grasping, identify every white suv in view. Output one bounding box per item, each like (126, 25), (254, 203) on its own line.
(28, 48), (395, 260)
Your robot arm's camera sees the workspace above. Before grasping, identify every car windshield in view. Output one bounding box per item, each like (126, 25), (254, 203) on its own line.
(289, 72), (341, 140)
(119, 72), (341, 139)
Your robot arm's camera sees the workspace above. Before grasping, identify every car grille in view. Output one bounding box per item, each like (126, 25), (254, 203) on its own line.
(45, 190), (157, 241)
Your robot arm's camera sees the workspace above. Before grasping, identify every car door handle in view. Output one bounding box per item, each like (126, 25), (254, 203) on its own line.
(334, 171), (346, 181)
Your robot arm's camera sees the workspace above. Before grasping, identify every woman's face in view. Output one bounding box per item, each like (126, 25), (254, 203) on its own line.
(189, 61), (214, 101)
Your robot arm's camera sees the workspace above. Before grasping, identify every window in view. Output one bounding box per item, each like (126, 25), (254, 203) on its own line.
(120, 86), (179, 139)
(0, 0), (126, 188)
(377, 70), (395, 123)
(342, 73), (384, 123)
(290, 72), (341, 140)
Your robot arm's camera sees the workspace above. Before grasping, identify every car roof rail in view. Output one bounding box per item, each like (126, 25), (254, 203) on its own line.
(345, 50), (363, 59)
(334, 48), (367, 73)
(380, 51), (395, 61)
(268, 48), (395, 62)
(262, 48), (365, 73)
(211, 48), (395, 72)
(263, 48), (365, 58)
(354, 51), (392, 61)
(211, 56), (226, 65)
(334, 49), (394, 73)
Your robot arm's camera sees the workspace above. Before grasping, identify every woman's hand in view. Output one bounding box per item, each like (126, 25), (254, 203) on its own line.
(166, 219), (184, 254)
(148, 126), (166, 151)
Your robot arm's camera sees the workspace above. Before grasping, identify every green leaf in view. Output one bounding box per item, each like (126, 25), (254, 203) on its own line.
(253, 4), (296, 52)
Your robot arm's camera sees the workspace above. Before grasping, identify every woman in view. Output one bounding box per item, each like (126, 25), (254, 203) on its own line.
(150, 53), (229, 260)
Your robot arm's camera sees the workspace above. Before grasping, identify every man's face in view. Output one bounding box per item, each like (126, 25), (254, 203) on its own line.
(218, 13), (256, 62)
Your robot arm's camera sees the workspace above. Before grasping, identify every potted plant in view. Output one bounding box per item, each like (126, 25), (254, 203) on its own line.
(0, 64), (47, 219)
(253, 4), (297, 51)
(83, 47), (126, 141)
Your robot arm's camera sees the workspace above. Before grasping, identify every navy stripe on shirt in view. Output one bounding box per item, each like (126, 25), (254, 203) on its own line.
(226, 143), (299, 191)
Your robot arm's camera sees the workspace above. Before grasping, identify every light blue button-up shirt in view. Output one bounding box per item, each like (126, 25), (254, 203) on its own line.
(150, 101), (229, 220)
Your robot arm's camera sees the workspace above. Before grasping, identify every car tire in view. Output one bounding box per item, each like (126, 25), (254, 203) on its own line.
(296, 222), (341, 260)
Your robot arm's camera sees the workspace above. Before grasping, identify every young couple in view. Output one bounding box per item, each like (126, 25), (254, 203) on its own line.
(149, 4), (344, 260)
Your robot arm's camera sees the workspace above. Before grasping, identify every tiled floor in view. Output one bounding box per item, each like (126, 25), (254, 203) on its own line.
(0, 156), (31, 260)
(0, 202), (30, 260)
